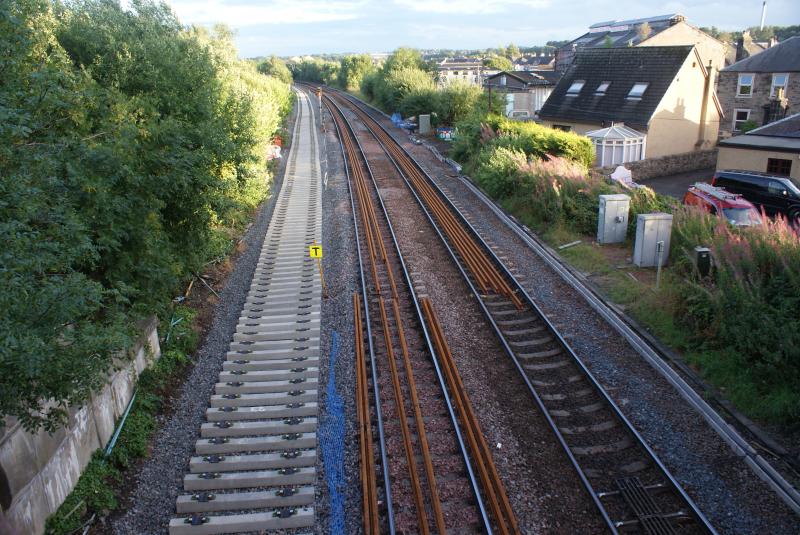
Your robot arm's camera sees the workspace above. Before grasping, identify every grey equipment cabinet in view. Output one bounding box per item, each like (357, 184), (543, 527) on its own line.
(597, 194), (631, 244)
(633, 213), (673, 267)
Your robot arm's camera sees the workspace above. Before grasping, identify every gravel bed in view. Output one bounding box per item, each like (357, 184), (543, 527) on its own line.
(107, 100), (298, 535)
(358, 110), (800, 533)
(341, 104), (608, 533)
(313, 99), (361, 535)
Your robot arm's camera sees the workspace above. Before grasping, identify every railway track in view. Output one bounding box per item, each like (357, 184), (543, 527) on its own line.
(320, 89), (519, 535)
(327, 88), (718, 535)
(167, 90), (320, 534)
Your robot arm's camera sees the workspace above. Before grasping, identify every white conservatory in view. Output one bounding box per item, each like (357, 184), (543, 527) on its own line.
(586, 124), (647, 167)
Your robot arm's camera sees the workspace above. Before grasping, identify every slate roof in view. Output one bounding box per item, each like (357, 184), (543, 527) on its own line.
(723, 36), (800, 72)
(746, 113), (800, 138)
(486, 71), (557, 87)
(564, 14), (683, 52)
(539, 45), (694, 130)
(719, 113), (800, 153)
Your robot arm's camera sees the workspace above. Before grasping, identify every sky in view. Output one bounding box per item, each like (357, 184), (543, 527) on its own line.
(161, 0), (800, 57)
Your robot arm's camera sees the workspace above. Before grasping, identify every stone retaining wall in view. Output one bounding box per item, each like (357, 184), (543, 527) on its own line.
(0, 318), (160, 534)
(597, 149), (718, 181)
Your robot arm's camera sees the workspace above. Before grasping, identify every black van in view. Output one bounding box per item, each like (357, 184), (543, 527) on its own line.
(712, 170), (800, 220)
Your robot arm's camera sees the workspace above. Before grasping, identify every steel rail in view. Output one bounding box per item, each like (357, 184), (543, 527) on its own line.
(354, 293), (380, 535)
(322, 92), (493, 534)
(320, 89), (397, 535)
(331, 89), (717, 535)
(420, 296), (519, 535)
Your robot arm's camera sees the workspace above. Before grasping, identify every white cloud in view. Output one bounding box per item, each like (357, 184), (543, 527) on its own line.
(166, 0), (366, 27)
(393, 0), (549, 14)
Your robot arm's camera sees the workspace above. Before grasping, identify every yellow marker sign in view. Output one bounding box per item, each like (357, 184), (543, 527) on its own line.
(309, 245), (323, 258)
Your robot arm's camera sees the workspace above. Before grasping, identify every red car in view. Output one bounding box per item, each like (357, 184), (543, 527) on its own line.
(682, 182), (762, 227)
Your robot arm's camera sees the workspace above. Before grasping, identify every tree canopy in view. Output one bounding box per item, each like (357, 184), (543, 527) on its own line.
(258, 55), (293, 84)
(0, 0), (292, 431)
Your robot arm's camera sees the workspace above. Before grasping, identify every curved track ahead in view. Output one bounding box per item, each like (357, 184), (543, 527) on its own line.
(326, 87), (717, 535)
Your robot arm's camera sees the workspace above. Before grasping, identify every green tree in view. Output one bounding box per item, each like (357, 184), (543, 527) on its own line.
(257, 55), (293, 84)
(383, 47), (425, 73)
(339, 54), (375, 91)
(375, 66), (436, 110)
(483, 55), (513, 71)
(0, 0), (292, 430)
(506, 42), (521, 60)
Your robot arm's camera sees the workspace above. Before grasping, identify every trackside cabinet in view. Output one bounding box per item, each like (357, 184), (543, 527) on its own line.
(597, 194), (630, 244)
(634, 213), (673, 267)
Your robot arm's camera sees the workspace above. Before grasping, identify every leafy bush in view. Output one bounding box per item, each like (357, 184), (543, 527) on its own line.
(0, 0), (292, 430)
(45, 452), (121, 535)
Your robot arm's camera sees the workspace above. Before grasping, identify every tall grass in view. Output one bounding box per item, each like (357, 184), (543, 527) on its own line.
(672, 209), (800, 423)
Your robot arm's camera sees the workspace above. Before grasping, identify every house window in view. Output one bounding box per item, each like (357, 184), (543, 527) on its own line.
(595, 81), (611, 95)
(500, 75), (507, 86)
(771, 73), (788, 98)
(552, 124), (572, 132)
(732, 108), (751, 132)
(736, 73), (754, 97)
(627, 82), (649, 100)
(566, 81), (584, 96)
(767, 158), (792, 176)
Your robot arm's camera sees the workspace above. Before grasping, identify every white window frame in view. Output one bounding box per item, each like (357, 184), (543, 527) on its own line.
(627, 82), (649, 100)
(771, 73), (789, 98)
(595, 81), (611, 95)
(732, 108), (751, 132)
(566, 80), (585, 96)
(736, 73), (754, 97)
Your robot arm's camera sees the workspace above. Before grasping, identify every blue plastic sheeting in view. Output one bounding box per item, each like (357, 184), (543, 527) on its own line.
(319, 331), (346, 534)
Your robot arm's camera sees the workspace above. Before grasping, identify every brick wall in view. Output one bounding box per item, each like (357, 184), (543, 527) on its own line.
(597, 149), (718, 181)
(717, 71), (798, 137)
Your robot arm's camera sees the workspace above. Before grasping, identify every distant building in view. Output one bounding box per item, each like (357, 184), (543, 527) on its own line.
(734, 30), (779, 63)
(539, 45), (721, 163)
(556, 14), (727, 74)
(484, 71), (561, 119)
(436, 57), (489, 86)
(513, 53), (555, 71)
(717, 112), (800, 180)
(717, 36), (799, 138)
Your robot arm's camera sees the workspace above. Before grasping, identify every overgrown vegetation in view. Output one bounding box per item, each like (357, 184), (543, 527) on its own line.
(450, 103), (800, 424)
(0, 0), (293, 430)
(45, 306), (198, 534)
(359, 48), (502, 127)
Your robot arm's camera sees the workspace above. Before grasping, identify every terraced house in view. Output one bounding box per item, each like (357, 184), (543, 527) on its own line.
(717, 36), (799, 137)
(539, 45), (722, 165)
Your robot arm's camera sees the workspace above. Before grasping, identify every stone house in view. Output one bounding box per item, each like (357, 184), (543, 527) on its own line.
(556, 14), (728, 74)
(539, 45), (721, 163)
(717, 112), (800, 181)
(717, 36), (799, 138)
(483, 70), (561, 119)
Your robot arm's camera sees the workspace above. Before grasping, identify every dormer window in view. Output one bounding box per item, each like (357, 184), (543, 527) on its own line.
(595, 81), (611, 95)
(566, 80), (585, 96)
(627, 82), (649, 100)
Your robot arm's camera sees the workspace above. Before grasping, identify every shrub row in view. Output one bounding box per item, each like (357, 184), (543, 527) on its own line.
(0, 0), (293, 430)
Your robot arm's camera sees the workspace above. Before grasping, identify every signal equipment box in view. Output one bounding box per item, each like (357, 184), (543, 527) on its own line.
(597, 194), (630, 244)
(634, 213), (673, 267)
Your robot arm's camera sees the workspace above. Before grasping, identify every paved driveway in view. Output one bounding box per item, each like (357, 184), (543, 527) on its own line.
(638, 167), (715, 199)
